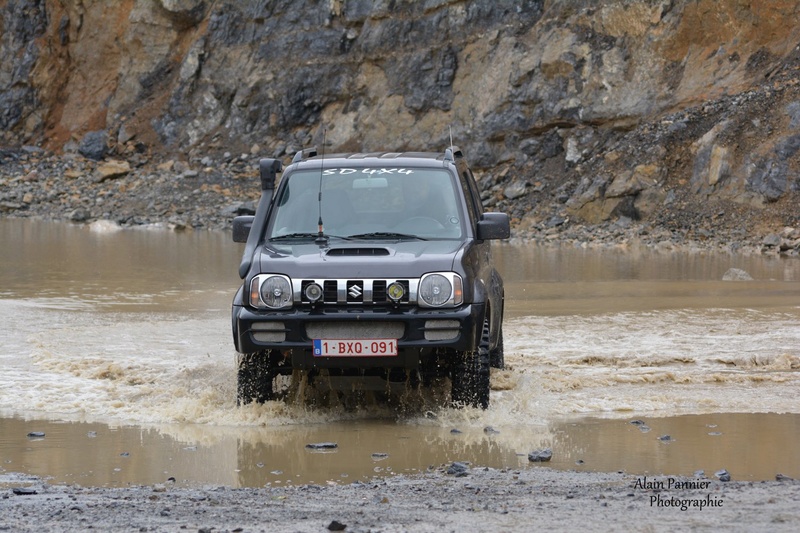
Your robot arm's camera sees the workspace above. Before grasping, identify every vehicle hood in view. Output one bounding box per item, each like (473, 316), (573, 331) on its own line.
(256, 239), (465, 278)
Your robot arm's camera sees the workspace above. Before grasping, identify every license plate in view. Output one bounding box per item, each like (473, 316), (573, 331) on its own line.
(313, 339), (398, 357)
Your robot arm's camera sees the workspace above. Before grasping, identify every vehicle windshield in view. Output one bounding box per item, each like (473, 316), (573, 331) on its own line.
(268, 167), (464, 240)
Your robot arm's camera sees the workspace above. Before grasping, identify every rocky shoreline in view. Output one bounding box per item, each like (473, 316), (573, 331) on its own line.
(2, 147), (798, 257)
(2, 465), (799, 532)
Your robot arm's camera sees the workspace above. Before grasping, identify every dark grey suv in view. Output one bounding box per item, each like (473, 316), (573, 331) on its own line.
(231, 148), (510, 408)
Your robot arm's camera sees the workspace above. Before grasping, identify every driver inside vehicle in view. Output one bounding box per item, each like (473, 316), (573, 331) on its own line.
(404, 174), (439, 219)
(396, 172), (461, 237)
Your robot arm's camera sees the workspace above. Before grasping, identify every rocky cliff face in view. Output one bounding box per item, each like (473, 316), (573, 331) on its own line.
(2, 0), (799, 240)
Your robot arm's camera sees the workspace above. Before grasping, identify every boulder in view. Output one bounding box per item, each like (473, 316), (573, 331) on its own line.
(79, 131), (109, 161)
(96, 160), (132, 182)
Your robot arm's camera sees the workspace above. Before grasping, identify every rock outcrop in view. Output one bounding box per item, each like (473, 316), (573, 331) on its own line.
(1, 0), (799, 238)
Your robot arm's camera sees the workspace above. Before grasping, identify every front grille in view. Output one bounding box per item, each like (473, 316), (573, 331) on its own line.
(373, 280), (386, 303)
(296, 278), (416, 305)
(323, 280), (338, 301)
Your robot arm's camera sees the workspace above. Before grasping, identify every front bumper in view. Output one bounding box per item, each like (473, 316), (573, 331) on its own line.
(232, 303), (483, 369)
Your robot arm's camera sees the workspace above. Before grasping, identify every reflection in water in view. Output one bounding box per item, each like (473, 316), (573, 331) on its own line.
(494, 240), (800, 283)
(2, 413), (797, 488)
(551, 413), (800, 482)
(1, 219), (799, 487)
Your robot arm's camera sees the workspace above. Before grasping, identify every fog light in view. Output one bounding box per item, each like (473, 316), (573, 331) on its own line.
(424, 320), (460, 340)
(386, 282), (405, 303)
(304, 282), (323, 303)
(251, 322), (286, 342)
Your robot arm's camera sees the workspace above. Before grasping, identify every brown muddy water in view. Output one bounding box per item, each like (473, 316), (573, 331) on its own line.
(1, 219), (799, 488)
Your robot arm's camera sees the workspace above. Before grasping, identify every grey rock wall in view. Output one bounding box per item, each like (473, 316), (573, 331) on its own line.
(1, 0), (799, 233)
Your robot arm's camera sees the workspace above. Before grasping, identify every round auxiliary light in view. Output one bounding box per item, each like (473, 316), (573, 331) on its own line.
(304, 282), (323, 303)
(386, 282), (406, 303)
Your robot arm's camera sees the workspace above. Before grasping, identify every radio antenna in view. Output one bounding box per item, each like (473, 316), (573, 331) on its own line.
(315, 127), (327, 245)
(449, 125), (454, 152)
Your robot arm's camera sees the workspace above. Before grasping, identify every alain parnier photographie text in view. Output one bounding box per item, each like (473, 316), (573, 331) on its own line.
(634, 477), (724, 511)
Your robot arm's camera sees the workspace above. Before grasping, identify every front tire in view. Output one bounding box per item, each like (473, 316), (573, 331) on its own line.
(451, 318), (491, 409)
(237, 350), (280, 405)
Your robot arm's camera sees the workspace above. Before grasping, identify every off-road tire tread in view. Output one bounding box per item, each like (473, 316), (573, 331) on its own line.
(451, 318), (491, 409)
(237, 350), (276, 405)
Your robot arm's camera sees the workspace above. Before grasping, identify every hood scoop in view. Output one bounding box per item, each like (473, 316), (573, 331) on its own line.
(327, 247), (390, 256)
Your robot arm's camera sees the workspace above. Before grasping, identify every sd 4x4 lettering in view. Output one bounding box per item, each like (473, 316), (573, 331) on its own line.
(231, 148), (510, 409)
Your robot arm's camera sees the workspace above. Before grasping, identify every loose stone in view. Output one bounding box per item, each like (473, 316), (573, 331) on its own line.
(306, 442), (338, 450)
(446, 462), (470, 475)
(528, 448), (553, 462)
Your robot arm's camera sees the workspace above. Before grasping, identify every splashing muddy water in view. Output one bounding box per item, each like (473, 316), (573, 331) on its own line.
(1, 219), (798, 487)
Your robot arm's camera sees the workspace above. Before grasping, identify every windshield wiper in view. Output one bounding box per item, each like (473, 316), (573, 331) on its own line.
(347, 232), (427, 241)
(269, 232), (318, 241)
(270, 233), (351, 241)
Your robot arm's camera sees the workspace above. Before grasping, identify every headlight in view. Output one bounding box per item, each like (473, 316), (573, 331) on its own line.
(249, 274), (293, 309)
(419, 272), (463, 307)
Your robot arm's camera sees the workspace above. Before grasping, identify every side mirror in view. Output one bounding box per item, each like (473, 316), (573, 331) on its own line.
(476, 212), (510, 240)
(232, 215), (254, 243)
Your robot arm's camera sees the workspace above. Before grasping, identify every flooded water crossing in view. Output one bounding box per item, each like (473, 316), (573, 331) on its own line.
(1, 219), (799, 487)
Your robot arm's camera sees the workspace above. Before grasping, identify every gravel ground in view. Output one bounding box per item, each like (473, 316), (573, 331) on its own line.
(2, 466), (799, 532)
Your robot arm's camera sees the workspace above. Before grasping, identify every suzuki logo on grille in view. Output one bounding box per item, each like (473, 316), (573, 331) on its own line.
(348, 284), (363, 299)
